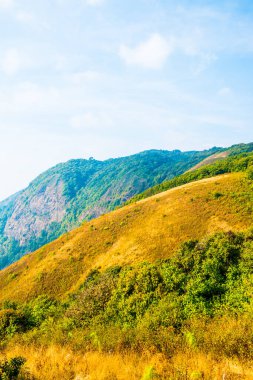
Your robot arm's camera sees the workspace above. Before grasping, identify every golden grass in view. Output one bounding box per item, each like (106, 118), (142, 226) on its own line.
(0, 172), (252, 302)
(0, 344), (165, 380)
(1, 344), (253, 379)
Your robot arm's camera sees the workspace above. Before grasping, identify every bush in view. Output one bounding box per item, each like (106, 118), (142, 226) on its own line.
(26, 295), (58, 327)
(0, 356), (32, 379)
(105, 263), (163, 326)
(3, 231), (253, 360)
(66, 268), (120, 326)
(247, 165), (253, 180)
(0, 310), (29, 339)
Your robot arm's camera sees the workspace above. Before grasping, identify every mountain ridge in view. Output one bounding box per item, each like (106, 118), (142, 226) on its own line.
(0, 147), (222, 269)
(1, 170), (252, 302)
(126, 143), (253, 205)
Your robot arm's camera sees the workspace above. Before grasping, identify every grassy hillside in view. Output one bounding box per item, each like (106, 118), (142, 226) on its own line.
(0, 148), (221, 269)
(2, 229), (253, 379)
(0, 171), (252, 302)
(0, 169), (253, 378)
(187, 150), (230, 172)
(126, 148), (253, 205)
(188, 142), (253, 172)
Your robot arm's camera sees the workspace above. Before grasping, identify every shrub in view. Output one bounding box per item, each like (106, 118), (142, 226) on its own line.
(0, 310), (29, 339)
(105, 263), (163, 326)
(26, 295), (58, 327)
(66, 268), (120, 326)
(0, 356), (32, 379)
(247, 165), (253, 180)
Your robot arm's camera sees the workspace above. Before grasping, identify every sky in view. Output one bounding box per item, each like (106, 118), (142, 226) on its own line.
(0, 0), (253, 200)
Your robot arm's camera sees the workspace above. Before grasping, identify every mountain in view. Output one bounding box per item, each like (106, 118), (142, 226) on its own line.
(0, 154), (253, 379)
(187, 142), (253, 172)
(126, 143), (253, 204)
(0, 147), (221, 269)
(1, 168), (252, 302)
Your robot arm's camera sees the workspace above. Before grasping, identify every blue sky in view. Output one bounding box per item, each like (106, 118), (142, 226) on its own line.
(0, 0), (253, 200)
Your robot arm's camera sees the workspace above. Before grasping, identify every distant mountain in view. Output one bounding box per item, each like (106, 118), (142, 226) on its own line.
(0, 147), (221, 269)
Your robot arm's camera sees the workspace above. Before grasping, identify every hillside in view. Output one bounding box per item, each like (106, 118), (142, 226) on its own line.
(187, 142), (253, 172)
(127, 144), (253, 205)
(0, 171), (252, 302)
(0, 148), (221, 269)
(187, 150), (229, 172)
(0, 169), (253, 379)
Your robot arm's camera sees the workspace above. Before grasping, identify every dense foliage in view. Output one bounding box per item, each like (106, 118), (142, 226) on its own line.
(0, 356), (32, 379)
(65, 231), (253, 330)
(1, 231), (253, 362)
(0, 148), (221, 269)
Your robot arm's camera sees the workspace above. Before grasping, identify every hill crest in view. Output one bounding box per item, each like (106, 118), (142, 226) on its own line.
(0, 147), (221, 269)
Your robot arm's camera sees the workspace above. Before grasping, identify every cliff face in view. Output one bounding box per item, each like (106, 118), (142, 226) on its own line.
(4, 178), (66, 245)
(0, 147), (221, 269)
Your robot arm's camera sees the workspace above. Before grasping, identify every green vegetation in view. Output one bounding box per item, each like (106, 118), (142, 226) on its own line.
(126, 150), (253, 204)
(1, 171), (252, 303)
(0, 356), (31, 379)
(0, 148), (222, 269)
(0, 145), (252, 378)
(0, 155), (252, 378)
(1, 231), (253, 362)
(1, 143), (253, 270)
(63, 231), (253, 334)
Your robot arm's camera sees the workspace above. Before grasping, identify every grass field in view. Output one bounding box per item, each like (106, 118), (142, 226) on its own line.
(2, 343), (253, 379)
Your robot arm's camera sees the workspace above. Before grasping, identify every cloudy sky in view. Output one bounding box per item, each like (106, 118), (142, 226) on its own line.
(0, 0), (253, 200)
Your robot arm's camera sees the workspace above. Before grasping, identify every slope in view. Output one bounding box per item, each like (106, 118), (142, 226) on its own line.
(187, 150), (229, 172)
(187, 142), (253, 172)
(126, 145), (253, 204)
(0, 171), (252, 302)
(0, 147), (220, 269)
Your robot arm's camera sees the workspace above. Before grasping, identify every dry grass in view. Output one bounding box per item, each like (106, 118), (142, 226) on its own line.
(0, 173), (252, 303)
(187, 151), (229, 172)
(1, 344), (253, 379)
(0, 344), (166, 380)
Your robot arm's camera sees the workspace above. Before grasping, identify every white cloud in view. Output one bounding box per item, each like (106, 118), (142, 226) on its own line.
(70, 113), (98, 129)
(54, 54), (68, 71)
(14, 83), (60, 110)
(70, 111), (112, 130)
(85, 0), (104, 6)
(69, 70), (101, 84)
(1, 48), (21, 75)
(0, 0), (13, 9)
(119, 34), (173, 69)
(193, 52), (218, 75)
(16, 10), (34, 23)
(218, 87), (232, 97)
(0, 82), (61, 114)
(13, 83), (44, 107)
(1, 48), (35, 76)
